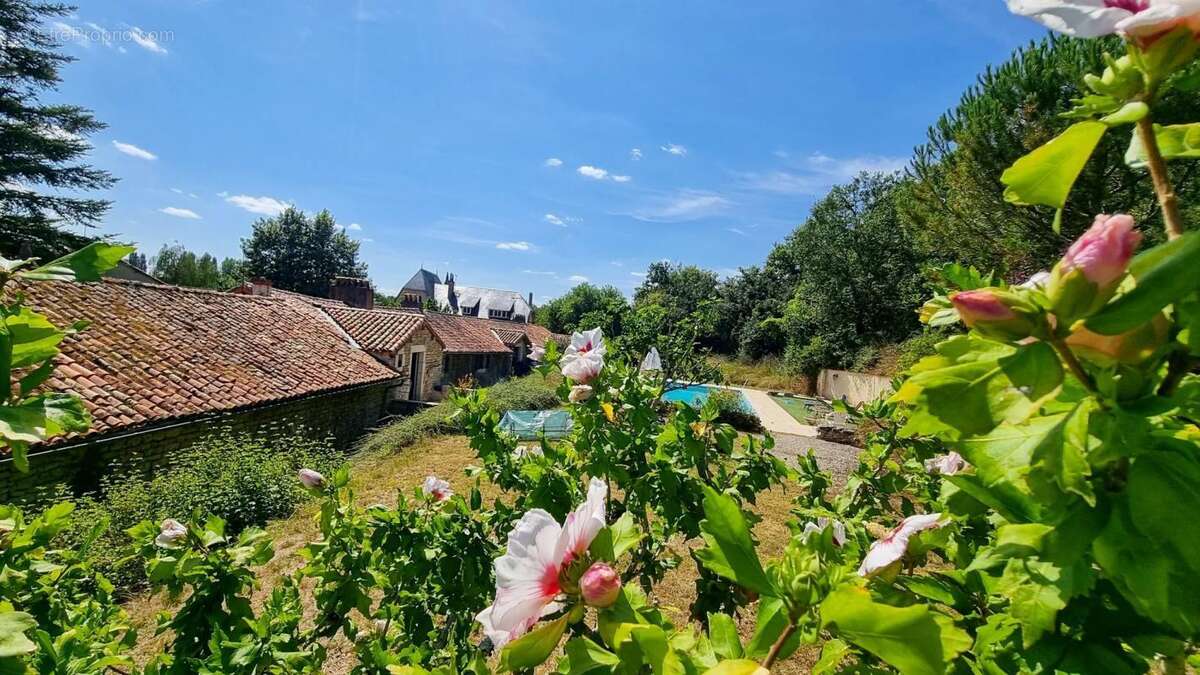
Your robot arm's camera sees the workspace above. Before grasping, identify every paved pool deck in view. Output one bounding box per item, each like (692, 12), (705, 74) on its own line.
(734, 386), (818, 436)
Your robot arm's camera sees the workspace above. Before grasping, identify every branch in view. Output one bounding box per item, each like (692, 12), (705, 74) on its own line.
(1136, 116), (1185, 241)
(762, 619), (798, 669)
(1052, 340), (1097, 394)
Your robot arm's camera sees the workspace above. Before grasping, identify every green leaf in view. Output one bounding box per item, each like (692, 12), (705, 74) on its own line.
(812, 638), (851, 675)
(895, 337), (1062, 440)
(590, 512), (643, 562)
(563, 637), (619, 674)
(706, 613), (743, 660)
(1087, 232), (1200, 335)
(1125, 122), (1200, 168)
(21, 242), (135, 282)
(5, 307), (63, 368)
(0, 393), (90, 444)
(821, 586), (968, 675)
(693, 487), (774, 597)
(701, 660), (766, 675)
(1001, 121), (1106, 210)
(0, 611), (36, 658)
(744, 597), (797, 661)
(499, 615), (569, 672)
(995, 559), (1070, 646)
(1100, 101), (1148, 126)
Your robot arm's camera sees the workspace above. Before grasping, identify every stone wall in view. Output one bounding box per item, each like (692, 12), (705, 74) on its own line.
(392, 326), (444, 401)
(0, 380), (397, 508)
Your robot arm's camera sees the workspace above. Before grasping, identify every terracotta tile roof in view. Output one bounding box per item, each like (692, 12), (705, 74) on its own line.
(321, 306), (432, 353)
(19, 279), (399, 444)
(424, 312), (513, 354)
(482, 319), (565, 349)
(491, 327), (530, 348)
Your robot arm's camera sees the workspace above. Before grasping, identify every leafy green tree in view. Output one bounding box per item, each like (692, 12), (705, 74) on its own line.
(778, 173), (928, 376)
(0, 1), (116, 261)
(906, 33), (1200, 278)
(240, 207), (366, 297)
(535, 282), (629, 335)
(633, 263), (720, 332)
(714, 265), (791, 358)
(151, 244), (243, 289)
(126, 251), (148, 272)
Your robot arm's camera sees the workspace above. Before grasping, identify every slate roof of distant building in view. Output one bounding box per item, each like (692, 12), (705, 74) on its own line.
(433, 283), (532, 319)
(402, 269), (442, 297)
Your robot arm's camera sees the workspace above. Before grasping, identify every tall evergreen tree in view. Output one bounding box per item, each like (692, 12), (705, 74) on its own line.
(240, 207), (366, 297)
(0, 1), (115, 260)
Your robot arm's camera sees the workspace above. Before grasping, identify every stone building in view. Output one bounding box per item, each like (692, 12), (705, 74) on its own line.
(399, 269), (534, 322)
(0, 278), (400, 505)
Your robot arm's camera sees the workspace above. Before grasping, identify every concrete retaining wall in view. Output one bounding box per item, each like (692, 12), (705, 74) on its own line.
(816, 369), (893, 406)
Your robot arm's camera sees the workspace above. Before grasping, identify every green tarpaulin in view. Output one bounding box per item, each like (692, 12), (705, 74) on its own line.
(499, 410), (574, 440)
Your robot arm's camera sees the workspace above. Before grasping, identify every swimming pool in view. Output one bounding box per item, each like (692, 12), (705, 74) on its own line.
(662, 384), (753, 412)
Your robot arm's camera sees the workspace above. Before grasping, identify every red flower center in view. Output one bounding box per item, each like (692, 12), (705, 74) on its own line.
(1105, 0), (1150, 11)
(540, 564), (561, 598)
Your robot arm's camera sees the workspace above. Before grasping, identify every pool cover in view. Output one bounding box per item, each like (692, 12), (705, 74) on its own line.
(499, 410), (574, 440)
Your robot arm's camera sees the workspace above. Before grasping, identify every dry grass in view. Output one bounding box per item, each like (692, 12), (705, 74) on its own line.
(122, 434), (817, 673)
(712, 355), (811, 394)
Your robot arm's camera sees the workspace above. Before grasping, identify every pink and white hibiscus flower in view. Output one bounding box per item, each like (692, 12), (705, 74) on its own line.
(422, 475), (452, 501)
(924, 452), (969, 476)
(560, 328), (606, 384)
(802, 517), (847, 547)
(475, 478), (608, 647)
(858, 513), (944, 577)
(1007, 0), (1200, 39)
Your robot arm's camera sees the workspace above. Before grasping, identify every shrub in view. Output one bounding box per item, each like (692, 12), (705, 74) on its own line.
(707, 388), (762, 433)
(60, 429), (341, 594)
(359, 373), (560, 454)
(895, 329), (953, 372)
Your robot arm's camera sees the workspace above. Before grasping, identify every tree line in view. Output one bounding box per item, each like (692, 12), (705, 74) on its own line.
(538, 33), (1200, 377)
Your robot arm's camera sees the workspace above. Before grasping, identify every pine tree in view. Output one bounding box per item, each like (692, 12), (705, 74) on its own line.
(0, 1), (116, 261)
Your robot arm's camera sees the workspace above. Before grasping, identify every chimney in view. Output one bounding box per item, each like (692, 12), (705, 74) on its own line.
(250, 277), (272, 297)
(330, 276), (374, 309)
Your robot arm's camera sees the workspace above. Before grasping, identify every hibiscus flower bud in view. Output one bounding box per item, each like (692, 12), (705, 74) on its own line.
(1048, 214), (1141, 322)
(155, 518), (187, 548)
(298, 468), (326, 491)
(568, 384), (594, 403)
(580, 562), (621, 608)
(950, 289), (1046, 342)
(1066, 312), (1169, 364)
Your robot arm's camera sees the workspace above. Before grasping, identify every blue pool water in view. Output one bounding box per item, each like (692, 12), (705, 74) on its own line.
(662, 384), (753, 412)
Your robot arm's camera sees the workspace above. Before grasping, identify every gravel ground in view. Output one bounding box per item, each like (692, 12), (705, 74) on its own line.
(769, 432), (862, 486)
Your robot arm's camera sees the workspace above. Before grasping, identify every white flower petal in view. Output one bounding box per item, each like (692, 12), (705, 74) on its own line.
(555, 478), (607, 563)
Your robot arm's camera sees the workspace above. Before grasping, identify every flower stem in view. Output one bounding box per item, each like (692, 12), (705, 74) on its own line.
(762, 620), (797, 669)
(1136, 115), (1185, 241)
(1052, 340), (1096, 393)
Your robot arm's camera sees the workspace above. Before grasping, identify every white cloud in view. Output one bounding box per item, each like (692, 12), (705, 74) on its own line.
(727, 227), (748, 236)
(217, 191), (229, 198)
(610, 261), (623, 267)
(611, 175), (632, 183)
(51, 21), (89, 47)
(661, 143), (688, 157)
(346, 222), (363, 231)
(631, 271), (647, 278)
(738, 152), (908, 195)
(632, 190), (731, 223)
(630, 147), (643, 160)
(112, 140), (157, 160)
(577, 165), (608, 180)
(544, 157), (563, 168)
(568, 275), (589, 283)
(544, 213), (566, 227)
(225, 194), (289, 215)
(496, 241), (533, 251)
(523, 269), (557, 276)
(159, 206), (200, 219)
(128, 27), (167, 54)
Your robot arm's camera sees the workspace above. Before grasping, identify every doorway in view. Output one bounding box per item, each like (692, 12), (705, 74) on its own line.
(409, 350), (424, 400)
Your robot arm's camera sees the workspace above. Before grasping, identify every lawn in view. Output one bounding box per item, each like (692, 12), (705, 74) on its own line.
(122, 434), (818, 674)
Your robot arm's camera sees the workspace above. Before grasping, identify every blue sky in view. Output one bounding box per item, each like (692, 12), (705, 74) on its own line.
(51, 1), (1041, 301)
